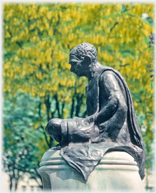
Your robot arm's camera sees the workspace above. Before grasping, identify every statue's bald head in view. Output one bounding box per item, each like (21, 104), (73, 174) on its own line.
(70, 43), (98, 63)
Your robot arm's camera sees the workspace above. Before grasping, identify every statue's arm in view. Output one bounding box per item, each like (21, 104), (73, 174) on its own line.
(95, 72), (127, 125)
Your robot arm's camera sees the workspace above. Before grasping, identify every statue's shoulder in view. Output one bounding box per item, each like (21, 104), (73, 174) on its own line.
(97, 66), (117, 80)
(98, 66), (125, 82)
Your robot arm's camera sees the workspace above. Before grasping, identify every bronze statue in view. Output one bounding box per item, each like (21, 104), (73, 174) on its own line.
(45, 43), (145, 181)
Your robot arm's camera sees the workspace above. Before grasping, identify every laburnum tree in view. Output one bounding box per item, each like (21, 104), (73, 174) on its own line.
(3, 93), (43, 191)
(3, 3), (154, 190)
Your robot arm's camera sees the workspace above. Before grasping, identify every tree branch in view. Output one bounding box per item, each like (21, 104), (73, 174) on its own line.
(110, 22), (118, 33)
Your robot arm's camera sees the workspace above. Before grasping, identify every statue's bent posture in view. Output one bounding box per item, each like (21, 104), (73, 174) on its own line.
(46, 43), (145, 181)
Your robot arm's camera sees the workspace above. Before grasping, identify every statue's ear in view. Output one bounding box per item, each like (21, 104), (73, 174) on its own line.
(83, 55), (92, 65)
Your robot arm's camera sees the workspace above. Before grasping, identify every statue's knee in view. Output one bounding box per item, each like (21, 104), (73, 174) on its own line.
(45, 118), (62, 135)
(51, 118), (62, 127)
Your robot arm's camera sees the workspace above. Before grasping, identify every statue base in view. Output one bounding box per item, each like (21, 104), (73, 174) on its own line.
(38, 149), (144, 191)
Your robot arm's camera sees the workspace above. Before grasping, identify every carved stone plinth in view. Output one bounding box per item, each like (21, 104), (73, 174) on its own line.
(38, 149), (145, 191)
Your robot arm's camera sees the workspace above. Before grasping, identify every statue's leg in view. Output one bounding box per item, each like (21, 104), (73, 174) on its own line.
(67, 117), (99, 143)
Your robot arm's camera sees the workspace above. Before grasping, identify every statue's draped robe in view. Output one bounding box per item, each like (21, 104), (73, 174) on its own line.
(56, 66), (145, 181)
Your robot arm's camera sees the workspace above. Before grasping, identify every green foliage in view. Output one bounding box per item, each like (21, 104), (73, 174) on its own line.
(3, 93), (46, 190)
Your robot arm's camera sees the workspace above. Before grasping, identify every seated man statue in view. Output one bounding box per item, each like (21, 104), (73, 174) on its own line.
(45, 43), (145, 181)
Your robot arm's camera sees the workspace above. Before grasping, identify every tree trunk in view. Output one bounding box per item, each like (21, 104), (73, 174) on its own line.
(15, 179), (18, 191)
(45, 95), (51, 121)
(9, 175), (13, 191)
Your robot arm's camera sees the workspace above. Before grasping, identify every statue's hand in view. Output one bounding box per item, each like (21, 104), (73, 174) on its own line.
(83, 114), (96, 125)
(45, 118), (62, 142)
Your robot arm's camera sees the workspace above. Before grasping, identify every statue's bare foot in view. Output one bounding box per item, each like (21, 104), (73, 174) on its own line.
(52, 144), (61, 150)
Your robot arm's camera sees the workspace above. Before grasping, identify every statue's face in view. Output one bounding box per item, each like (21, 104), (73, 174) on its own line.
(69, 58), (83, 76)
(69, 54), (88, 77)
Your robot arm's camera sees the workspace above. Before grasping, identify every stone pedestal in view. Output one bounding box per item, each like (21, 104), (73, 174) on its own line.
(38, 149), (145, 191)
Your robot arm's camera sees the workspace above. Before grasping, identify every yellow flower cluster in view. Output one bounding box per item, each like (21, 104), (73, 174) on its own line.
(3, 3), (154, 137)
